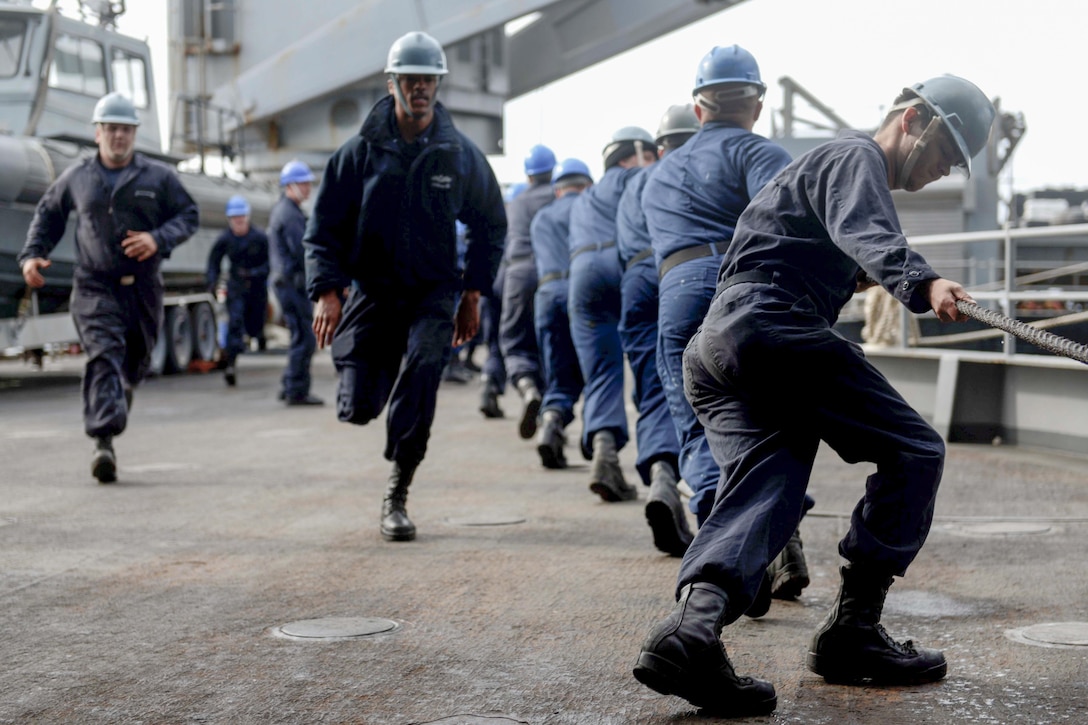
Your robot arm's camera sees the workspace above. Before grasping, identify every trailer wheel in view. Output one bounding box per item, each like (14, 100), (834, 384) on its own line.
(163, 305), (193, 374)
(149, 325), (167, 376)
(190, 301), (218, 361)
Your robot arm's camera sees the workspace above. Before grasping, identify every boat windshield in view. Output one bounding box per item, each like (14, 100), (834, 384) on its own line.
(0, 16), (26, 78)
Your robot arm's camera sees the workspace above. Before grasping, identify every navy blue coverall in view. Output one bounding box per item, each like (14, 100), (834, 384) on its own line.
(530, 191), (584, 429)
(304, 95), (506, 468)
(677, 130), (946, 619)
(498, 180), (553, 390)
(206, 226), (269, 362)
(644, 121), (792, 522)
(616, 165), (679, 486)
(18, 153), (198, 439)
(269, 193), (316, 399)
(567, 165), (642, 459)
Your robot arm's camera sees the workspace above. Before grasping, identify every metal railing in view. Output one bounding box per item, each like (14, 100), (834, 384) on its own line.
(867, 223), (1088, 362)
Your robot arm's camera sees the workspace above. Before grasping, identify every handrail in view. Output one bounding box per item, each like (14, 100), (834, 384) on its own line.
(873, 222), (1088, 361)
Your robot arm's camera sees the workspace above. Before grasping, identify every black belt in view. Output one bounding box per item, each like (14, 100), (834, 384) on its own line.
(570, 240), (616, 261)
(506, 253), (533, 265)
(718, 270), (774, 290)
(658, 243), (723, 281)
(625, 247), (654, 271)
(537, 270), (568, 288)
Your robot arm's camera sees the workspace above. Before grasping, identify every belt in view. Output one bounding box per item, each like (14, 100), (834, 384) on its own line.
(625, 248), (653, 271)
(570, 240), (616, 261)
(718, 270), (774, 290)
(506, 253), (533, 265)
(658, 243), (723, 281)
(537, 270), (568, 288)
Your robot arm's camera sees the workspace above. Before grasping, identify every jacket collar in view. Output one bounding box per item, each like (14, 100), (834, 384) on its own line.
(359, 94), (457, 146)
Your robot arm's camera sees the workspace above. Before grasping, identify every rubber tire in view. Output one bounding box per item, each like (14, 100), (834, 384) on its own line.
(190, 301), (218, 361)
(162, 305), (193, 374)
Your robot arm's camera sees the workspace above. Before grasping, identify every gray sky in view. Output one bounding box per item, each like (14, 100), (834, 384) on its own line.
(112, 0), (1085, 199)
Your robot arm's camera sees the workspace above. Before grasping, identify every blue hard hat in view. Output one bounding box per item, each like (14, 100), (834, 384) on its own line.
(280, 160), (315, 186)
(552, 158), (592, 186)
(225, 194), (250, 217)
(523, 144), (557, 176)
(504, 181), (529, 203)
(901, 75), (996, 178)
(692, 45), (766, 98)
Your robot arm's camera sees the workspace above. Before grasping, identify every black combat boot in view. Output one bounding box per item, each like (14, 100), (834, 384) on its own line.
(634, 582), (777, 716)
(479, 376), (504, 419)
(807, 564), (947, 684)
(515, 377), (542, 439)
(588, 430), (637, 502)
(768, 527), (810, 599)
(91, 436), (117, 484)
(536, 409), (567, 469)
(644, 460), (693, 557)
(380, 462), (417, 542)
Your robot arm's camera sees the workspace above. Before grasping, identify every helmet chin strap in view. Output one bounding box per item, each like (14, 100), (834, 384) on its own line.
(896, 115), (942, 189)
(634, 140), (646, 167)
(391, 75), (439, 120)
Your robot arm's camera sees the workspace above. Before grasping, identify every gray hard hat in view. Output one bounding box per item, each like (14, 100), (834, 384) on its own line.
(385, 31), (449, 76)
(900, 75), (995, 177)
(655, 104), (700, 145)
(92, 92), (140, 126)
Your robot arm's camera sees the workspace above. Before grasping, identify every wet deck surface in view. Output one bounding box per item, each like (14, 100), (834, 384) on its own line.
(2, 350), (1087, 724)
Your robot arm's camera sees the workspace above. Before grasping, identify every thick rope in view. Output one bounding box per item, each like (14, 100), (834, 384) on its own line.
(955, 300), (1088, 365)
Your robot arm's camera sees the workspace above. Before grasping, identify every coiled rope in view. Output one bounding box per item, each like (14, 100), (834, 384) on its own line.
(956, 300), (1088, 365)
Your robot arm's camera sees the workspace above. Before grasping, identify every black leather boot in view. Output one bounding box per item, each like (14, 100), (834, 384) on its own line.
(644, 460), (692, 556)
(479, 376), (504, 419)
(634, 582), (777, 716)
(769, 527), (810, 599)
(91, 436), (117, 484)
(807, 564), (947, 684)
(588, 430), (637, 502)
(380, 462), (417, 541)
(535, 410), (566, 469)
(515, 377), (542, 439)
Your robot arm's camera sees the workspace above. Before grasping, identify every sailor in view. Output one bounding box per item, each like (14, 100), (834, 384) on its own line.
(206, 194), (269, 386)
(18, 92), (199, 483)
(498, 144), (557, 439)
(567, 127), (657, 503)
(304, 31), (506, 542)
(616, 104), (698, 556)
(644, 44), (794, 526)
(269, 160), (323, 406)
(530, 158), (592, 469)
(634, 74), (996, 716)
(478, 181), (527, 420)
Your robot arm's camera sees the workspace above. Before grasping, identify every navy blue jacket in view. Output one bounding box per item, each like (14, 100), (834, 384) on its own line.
(616, 166), (655, 267)
(644, 121), (791, 266)
(19, 152), (199, 278)
(723, 130), (940, 323)
(504, 180), (554, 262)
(206, 226), (270, 288)
(303, 95), (506, 298)
(268, 195), (308, 288)
(530, 192), (579, 280)
(568, 165), (641, 254)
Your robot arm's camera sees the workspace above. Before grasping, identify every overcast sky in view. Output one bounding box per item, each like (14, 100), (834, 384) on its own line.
(110, 0), (1084, 199)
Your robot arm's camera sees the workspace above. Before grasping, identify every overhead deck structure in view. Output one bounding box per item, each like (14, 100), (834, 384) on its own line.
(166, 0), (749, 181)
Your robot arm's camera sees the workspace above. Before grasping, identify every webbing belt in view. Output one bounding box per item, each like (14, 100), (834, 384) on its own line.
(570, 240), (616, 262)
(537, 271), (568, 288)
(625, 248), (653, 271)
(658, 243), (722, 281)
